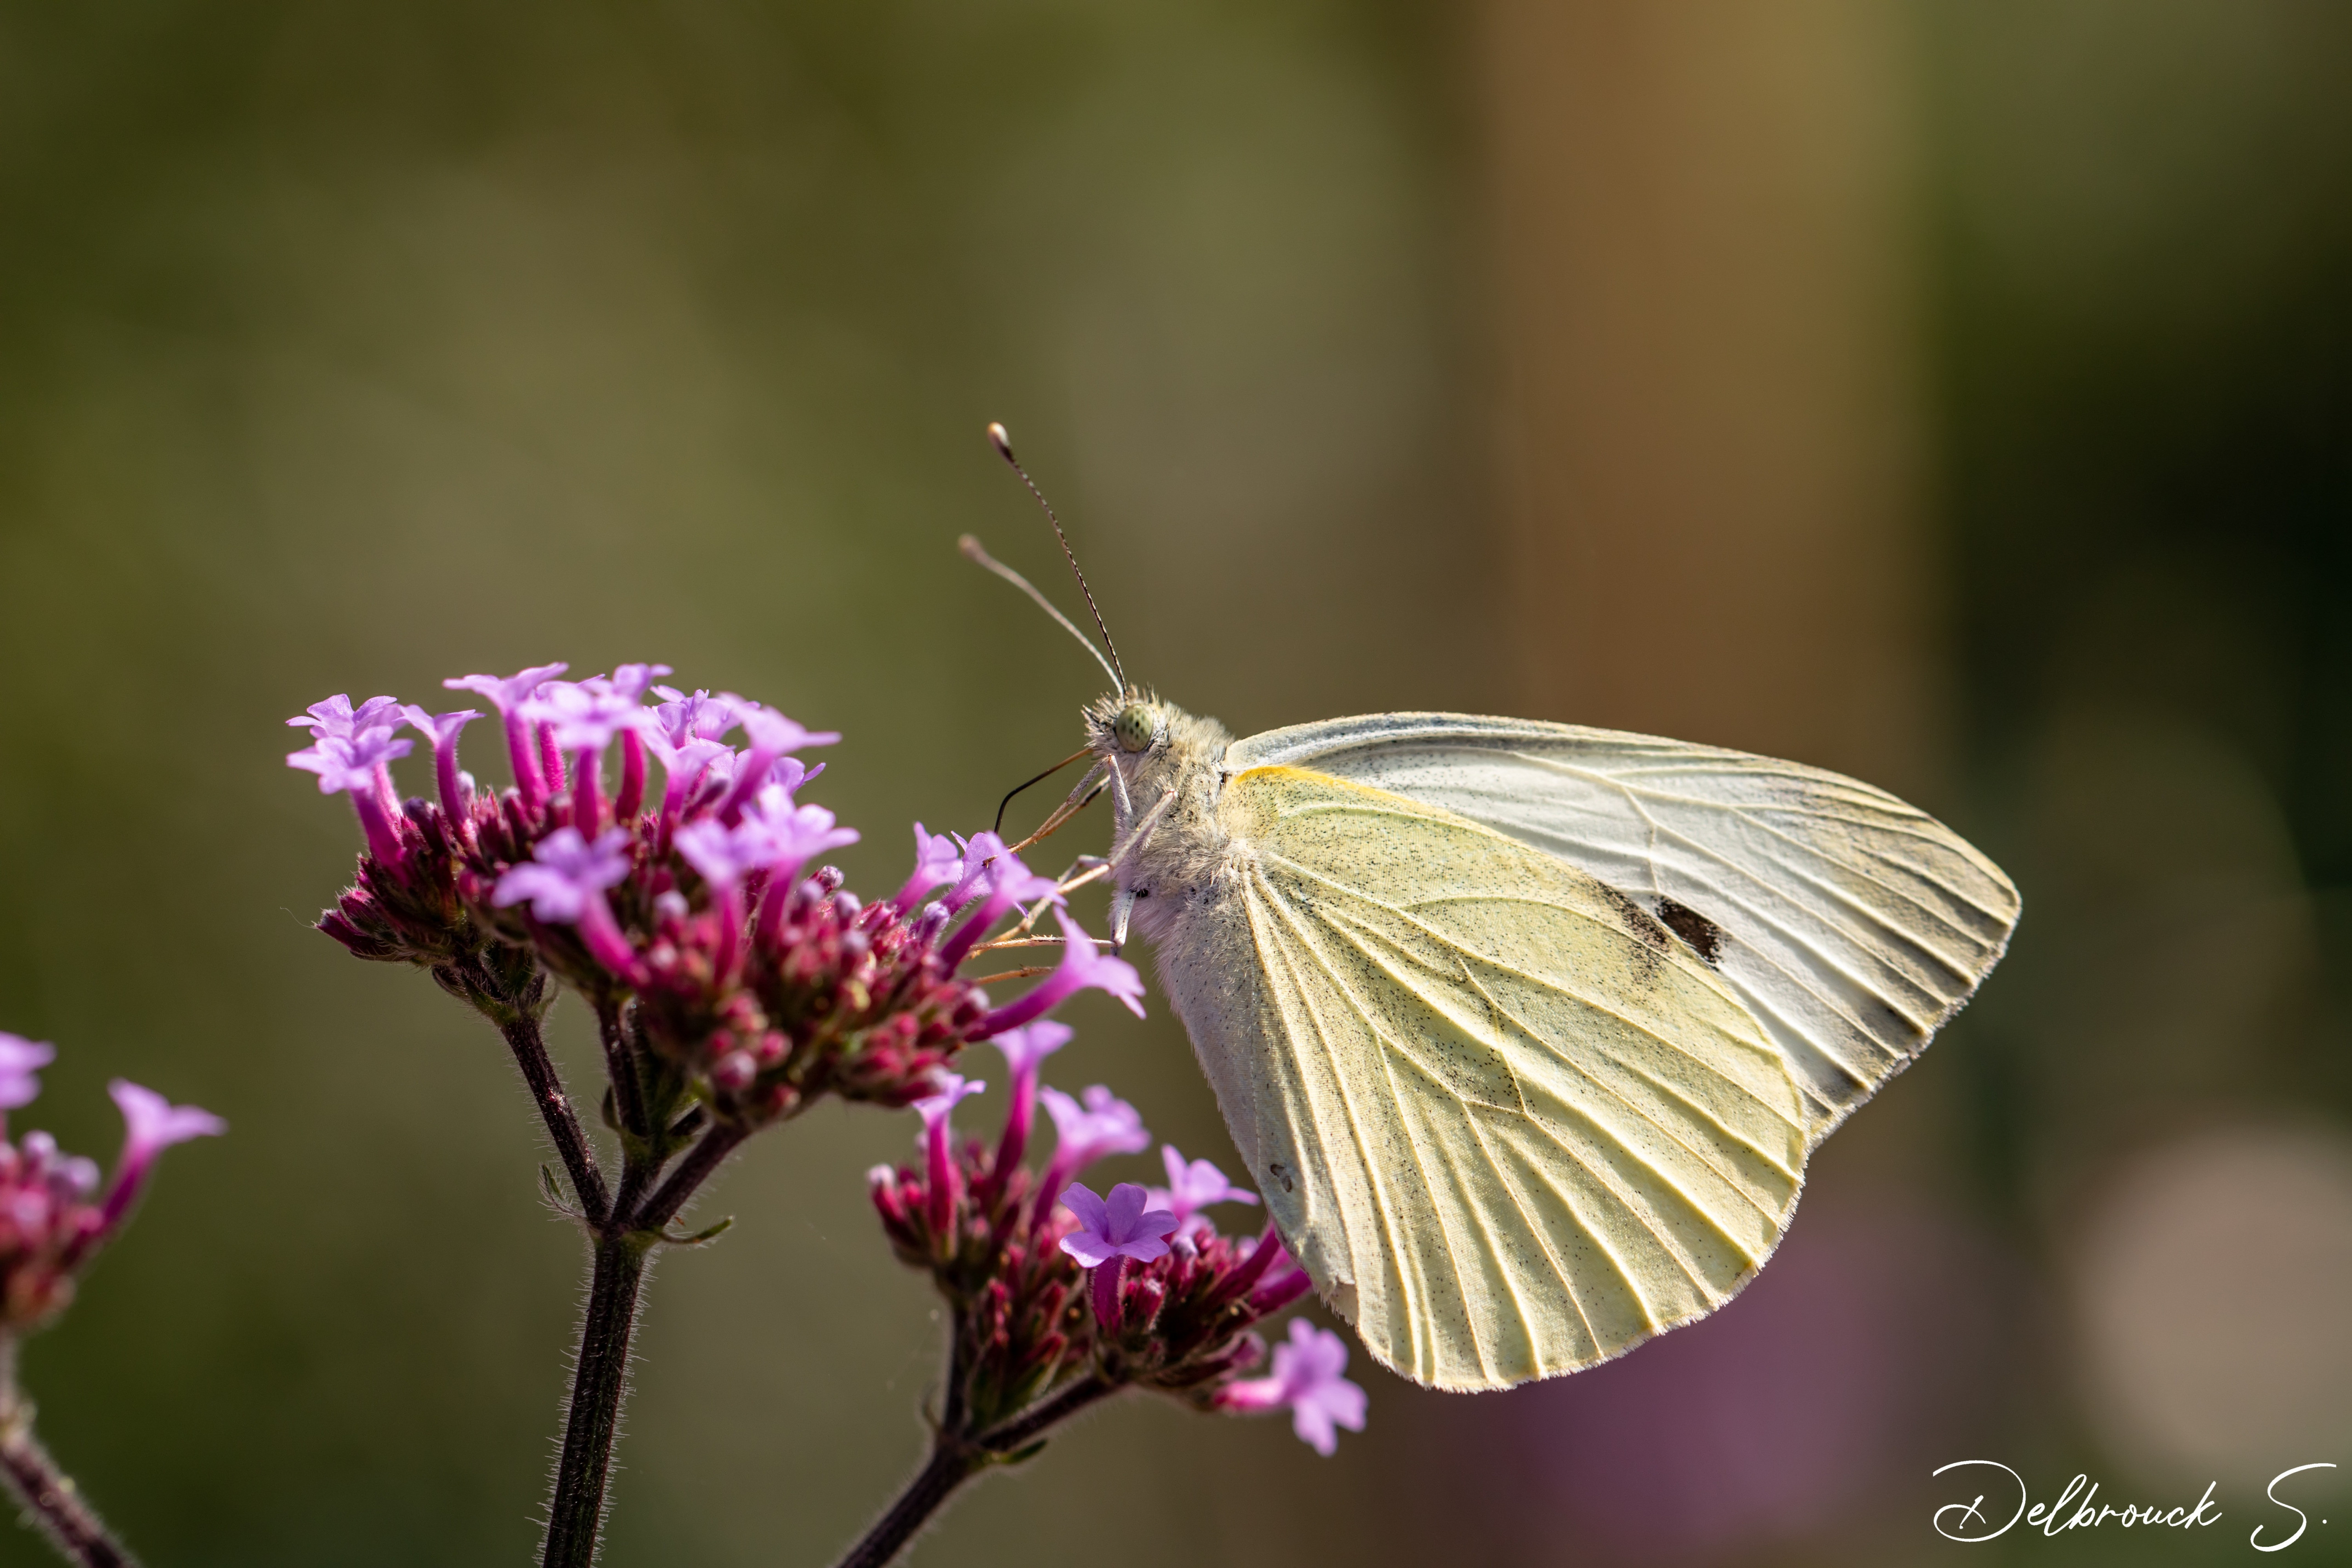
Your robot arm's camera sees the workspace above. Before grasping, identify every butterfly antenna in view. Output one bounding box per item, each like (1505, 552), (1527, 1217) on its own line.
(959, 534), (1122, 693)
(986, 422), (1127, 691)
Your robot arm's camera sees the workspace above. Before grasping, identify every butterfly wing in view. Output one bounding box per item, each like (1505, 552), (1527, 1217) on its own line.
(1169, 764), (1809, 1392)
(1224, 715), (2020, 1139)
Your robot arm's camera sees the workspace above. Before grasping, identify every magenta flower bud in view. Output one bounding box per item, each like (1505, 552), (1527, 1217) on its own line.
(98, 1080), (226, 1234)
(399, 706), (481, 826)
(910, 901), (950, 946)
(1215, 1319), (1368, 1455)
(445, 663), (567, 810)
(1222, 1222), (1295, 1300)
(0, 1034), (56, 1114)
(976, 911), (1147, 1038)
(710, 1050), (758, 1093)
(986, 1022), (1072, 1182)
(912, 1072), (985, 1237)
(615, 729), (648, 824)
(536, 721), (566, 804)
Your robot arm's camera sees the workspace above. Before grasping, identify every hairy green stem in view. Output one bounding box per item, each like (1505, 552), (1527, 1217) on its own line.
(833, 1354), (1118, 1568)
(833, 1443), (980, 1568)
(540, 1235), (650, 1568)
(0, 1341), (137, 1568)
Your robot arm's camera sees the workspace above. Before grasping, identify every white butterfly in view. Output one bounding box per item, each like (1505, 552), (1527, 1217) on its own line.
(970, 429), (2020, 1393)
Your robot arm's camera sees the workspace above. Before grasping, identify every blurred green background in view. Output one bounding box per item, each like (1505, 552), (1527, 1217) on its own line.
(0, 2), (2346, 1564)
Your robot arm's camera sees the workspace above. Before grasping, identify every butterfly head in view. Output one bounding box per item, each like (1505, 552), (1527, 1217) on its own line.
(1086, 690), (1170, 762)
(1108, 698), (1161, 755)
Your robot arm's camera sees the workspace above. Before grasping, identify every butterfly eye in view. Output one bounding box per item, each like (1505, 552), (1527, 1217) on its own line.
(1112, 705), (1156, 753)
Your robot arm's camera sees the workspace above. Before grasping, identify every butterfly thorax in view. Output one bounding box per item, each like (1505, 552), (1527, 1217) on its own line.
(1084, 694), (1241, 948)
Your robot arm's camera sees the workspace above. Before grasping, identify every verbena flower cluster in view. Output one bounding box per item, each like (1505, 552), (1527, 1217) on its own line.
(283, 659), (1360, 1568)
(0, 1033), (221, 1333)
(285, 665), (1142, 1124)
(868, 1021), (1367, 1456)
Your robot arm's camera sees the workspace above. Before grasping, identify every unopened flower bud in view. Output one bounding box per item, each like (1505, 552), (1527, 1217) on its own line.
(711, 1051), (758, 1093)
(912, 901), (950, 945)
(834, 892), (862, 923)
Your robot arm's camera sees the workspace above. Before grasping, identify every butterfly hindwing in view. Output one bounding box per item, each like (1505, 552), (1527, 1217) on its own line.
(1225, 716), (2022, 1140)
(1170, 764), (1809, 1392)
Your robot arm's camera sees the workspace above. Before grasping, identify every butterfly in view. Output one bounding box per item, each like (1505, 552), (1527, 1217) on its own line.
(971, 425), (2019, 1393)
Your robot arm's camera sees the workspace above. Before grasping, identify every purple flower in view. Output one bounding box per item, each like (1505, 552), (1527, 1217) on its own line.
(521, 681), (658, 831)
(445, 662), (569, 809)
(934, 843), (1065, 969)
(522, 680), (652, 755)
(893, 824), (969, 913)
(1040, 1084), (1149, 1172)
(100, 1079), (226, 1233)
(975, 911), (1147, 1038)
(650, 687), (741, 747)
(712, 700), (840, 824)
(400, 706), (481, 823)
(493, 827), (639, 977)
(985, 1021), (1072, 1178)
(495, 827), (632, 919)
(286, 728), (412, 796)
(941, 830), (1010, 911)
(605, 663), (673, 702)
(646, 735), (734, 826)
(1217, 1319), (1368, 1456)
(1032, 1081), (1148, 1224)
(0, 1033), (55, 1113)
(913, 1072), (986, 1235)
(1059, 1180), (1180, 1329)
(1058, 1181), (1179, 1268)
(287, 728), (414, 864)
(741, 791), (859, 885)
(286, 694), (401, 741)
(673, 819), (778, 893)
(1148, 1144), (1258, 1239)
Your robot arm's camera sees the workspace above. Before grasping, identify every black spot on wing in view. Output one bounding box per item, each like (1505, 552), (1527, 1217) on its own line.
(1655, 896), (1725, 967)
(1595, 883), (1674, 953)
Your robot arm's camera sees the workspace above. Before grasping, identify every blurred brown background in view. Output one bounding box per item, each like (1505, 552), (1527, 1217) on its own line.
(0, 2), (2347, 1564)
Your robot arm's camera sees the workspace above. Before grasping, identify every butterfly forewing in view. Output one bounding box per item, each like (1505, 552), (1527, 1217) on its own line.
(1190, 765), (1808, 1392)
(1225, 716), (2022, 1140)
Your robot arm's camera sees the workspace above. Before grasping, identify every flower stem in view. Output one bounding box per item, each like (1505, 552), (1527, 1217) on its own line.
(636, 1124), (746, 1234)
(832, 1371), (1118, 1568)
(0, 1341), (137, 1568)
(540, 1234), (649, 1568)
(464, 960), (611, 1227)
(832, 1443), (980, 1568)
